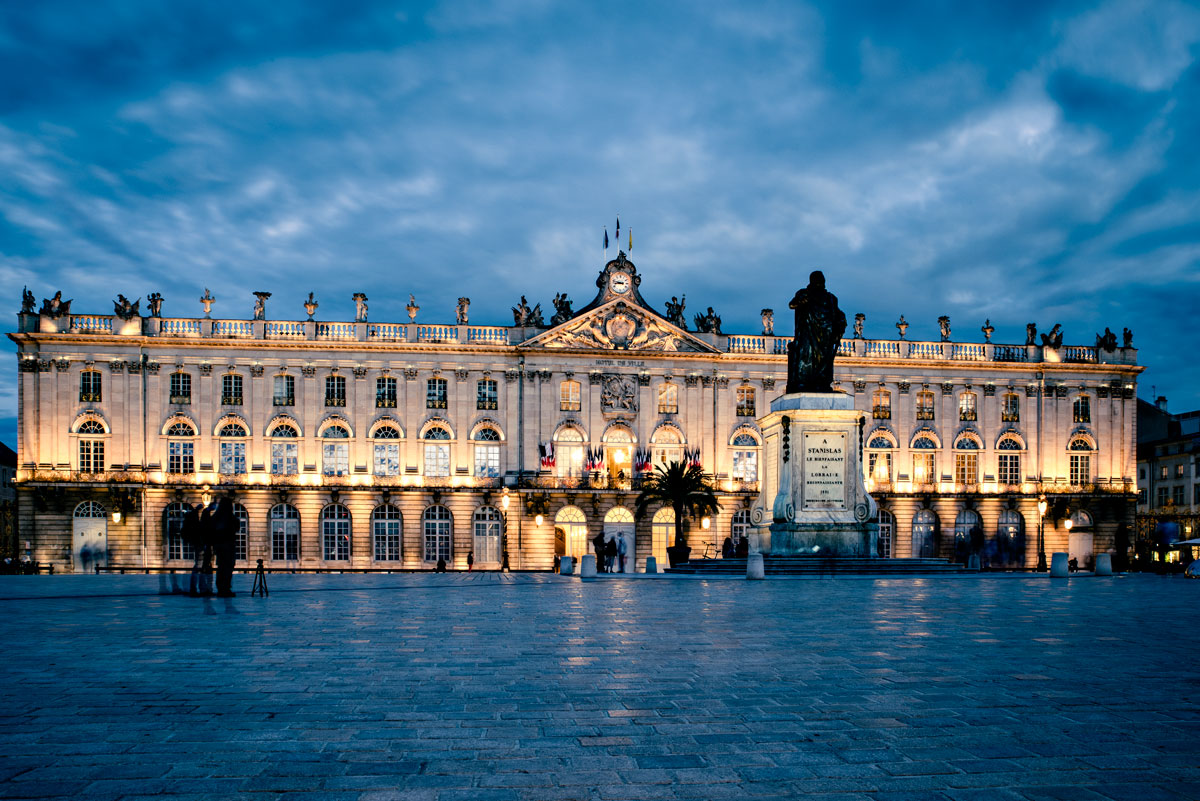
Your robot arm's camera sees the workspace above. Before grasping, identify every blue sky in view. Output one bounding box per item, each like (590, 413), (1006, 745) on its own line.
(2, 0), (1198, 448)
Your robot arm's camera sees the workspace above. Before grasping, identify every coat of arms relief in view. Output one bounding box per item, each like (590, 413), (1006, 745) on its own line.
(538, 301), (706, 352)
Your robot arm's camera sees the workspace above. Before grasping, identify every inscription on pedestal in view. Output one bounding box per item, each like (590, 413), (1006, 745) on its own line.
(802, 431), (846, 510)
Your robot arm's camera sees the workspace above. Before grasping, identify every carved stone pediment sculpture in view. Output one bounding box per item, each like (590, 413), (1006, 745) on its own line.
(600, 374), (638, 417)
(528, 301), (717, 353)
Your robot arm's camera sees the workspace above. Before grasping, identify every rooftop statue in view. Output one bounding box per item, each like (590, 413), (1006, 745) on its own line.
(1096, 327), (1118, 353)
(113, 294), (140, 321)
(512, 295), (544, 327)
(664, 295), (687, 329)
(252, 291), (271, 321)
(353, 293), (368, 323)
(20, 287), (35, 314)
(456, 297), (470, 325)
(853, 312), (865, 339)
(1123, 327), (1134, 348)
(147, 292), (163, 318)
(761, 308), (773, 336)
(1040, 323), (1063, 349)
(1025, 322), (1037, 346)
(550, 293), (573, 326)
(40, 291), (72, 319)
(938, 315), (951, 342)
(785, 270), (846, 394)
(693, 306), (721, 334)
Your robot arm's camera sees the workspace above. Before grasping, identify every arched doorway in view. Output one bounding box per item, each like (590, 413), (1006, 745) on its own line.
(954, 509), (982, 565)
(912, 509), (939, 558)
(1068, 509), (1095, 570)
(555, 506), (588, 560)
(876, 509), (894, 558)
(603, 506), (635, 573)
(651, 508), (675, 567)
(72, 501), (107, 572)
(473, 506), (502, 566)
(996, 509), (1026, 568)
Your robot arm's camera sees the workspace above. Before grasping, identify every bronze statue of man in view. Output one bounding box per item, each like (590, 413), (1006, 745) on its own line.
(786, 270), (846, 394)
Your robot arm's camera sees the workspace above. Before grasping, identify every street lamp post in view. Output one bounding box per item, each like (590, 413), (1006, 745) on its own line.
(1036, 495), (1048, 572)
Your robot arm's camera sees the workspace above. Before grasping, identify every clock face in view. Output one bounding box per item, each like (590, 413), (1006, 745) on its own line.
(611, 271), (631, 294)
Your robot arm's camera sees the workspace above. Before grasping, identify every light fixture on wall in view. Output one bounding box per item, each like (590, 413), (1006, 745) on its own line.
(701, 516), (711, 530)
(500, 487), (510, 512)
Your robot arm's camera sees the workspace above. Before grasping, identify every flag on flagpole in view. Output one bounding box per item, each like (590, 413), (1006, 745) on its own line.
(603, 227), (608, 251)
(629, 228), (632, 252)
(615, 216), (620, 244)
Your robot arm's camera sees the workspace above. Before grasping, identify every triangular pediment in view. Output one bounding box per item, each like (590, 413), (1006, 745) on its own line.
(522, 300), (719, 353)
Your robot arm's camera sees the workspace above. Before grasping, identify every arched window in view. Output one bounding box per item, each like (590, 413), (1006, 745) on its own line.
(270, 503), (300, 561)
(166, 420), (196, 474)
(731, 433), (760, 483)
(555, 426), (585, 478)
(954, 509), (982, 565)
(74, 501), (106, 518)
(958, 391), (977, 422)
(474, 427), (501, 478)
(473, 506), (502, 564)
(270, 423), (299, 476)
(556, 506), (588, 560)
(560, 379), (581, 412)
(651, 507), (675, 567)
(372, 504), (402, 561)
(650, 427), (682, 469)
(657, 383), (678, 414)
(164, 501), (193, 561)
(1068, 437), (1093, 485)
(373, 424), (402, 477)
(866, 435), (893, 485)
(221, 373), (243, 406)
(911, 435), (937, 485)
(423, 425), (451, 478)
(233, 502), (248, 561)
(996, 509), (1025, 568)
(954, 436), (980, 485)
(169, 371), (191, 404)
(877, 509), (894, 558)
(80, 370), (102, 403)
(1073, 395), (1091, 424)
(423, 505), (452, 563)
(77, 419), (107, 473)
(872, 388), (891, 419)
(321, 504), (350, 561)
(731, 509), (751, 545)
(218, 421), (248, 476)
(997, 436), (1022, 486)
(912, 509), (939, 558)
(322, 424), (350, 477)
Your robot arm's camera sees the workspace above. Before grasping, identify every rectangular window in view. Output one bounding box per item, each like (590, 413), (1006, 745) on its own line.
(1160, 465), (1169, 479)
(916, 391), (935, 421)
(168, 441), (194, 474)
(736, 386), (756, 417)
(79, 371), (102, 403)
(373, 442), (400, 476)
(271, 442), (298, 476)
(732, 449), (758, 482)
(1194, 484), (1199, 505)
(169, 372), (191, 404)
(1156, 486), (1169, 507)
(475, 443), (500, 477)
(560, 380), (580, 412)
(219, 441), (246, 475)
(912, 453), (935, 485)
(1138, 488), (1147, 504)
(1069, 454), (1091, 485)
(424, 443), (450, 477)
(1001, 393), (1020, 422)
(322, 442), (349, 476)
(997, 453), (1021, 485)
(658, 384), (678, 415)
(78, 439), (104, 473)
(1172, 485), (1185, 506)
(376, 377), (397, 408)
(477, 379), (498, 410)
(325, 375), (346, 407)
(958, 393), (977, 422)
(1176, 464), (1185, 478)
(1073, 396), (1091, 423)
(273, 375), (295, 406)
(426, 378), (447, 409)
(867, 451), (891, 483)
(872, 390), (891, 420)
(220, 374), (242, 406)
(955, 453), (978, 485)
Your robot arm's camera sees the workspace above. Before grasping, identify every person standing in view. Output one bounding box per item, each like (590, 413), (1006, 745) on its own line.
(186, 503), (209, 597)
(467, 551), (474, 571)
(210, 495), (238, 598)
(616, 535), (628, 574)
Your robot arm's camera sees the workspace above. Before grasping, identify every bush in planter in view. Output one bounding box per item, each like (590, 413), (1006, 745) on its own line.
(634, 461), (721, 567)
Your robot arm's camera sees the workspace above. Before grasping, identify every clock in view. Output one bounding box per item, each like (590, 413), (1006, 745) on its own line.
(610, 271), (631, 295)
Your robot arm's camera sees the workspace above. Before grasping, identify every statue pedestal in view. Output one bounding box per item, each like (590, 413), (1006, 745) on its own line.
(752, 393), (878, 557)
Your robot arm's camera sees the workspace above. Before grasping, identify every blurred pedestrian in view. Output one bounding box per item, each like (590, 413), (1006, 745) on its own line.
(210, 495), (238, 598)
(185, 503), (210, 597)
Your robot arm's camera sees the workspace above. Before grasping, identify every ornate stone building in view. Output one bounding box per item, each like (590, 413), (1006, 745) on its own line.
(10, 254), (1142, 573)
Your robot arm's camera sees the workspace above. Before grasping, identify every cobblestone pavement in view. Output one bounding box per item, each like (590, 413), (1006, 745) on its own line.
(1, 572), (1198, 801)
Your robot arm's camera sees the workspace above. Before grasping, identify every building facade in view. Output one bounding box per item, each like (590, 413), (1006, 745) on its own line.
(1136, 397), (1199, 563)
(10, 254), (1143, 572)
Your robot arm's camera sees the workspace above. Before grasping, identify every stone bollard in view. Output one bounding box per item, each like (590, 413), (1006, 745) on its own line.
(645, 556), (657, 574)
(1095, 553), (1113, 576)
(579, 554), (597, 578)
(1050, 552), (1069, 578)
(559, 556), (574, 575)
(747, 552), (765, 580)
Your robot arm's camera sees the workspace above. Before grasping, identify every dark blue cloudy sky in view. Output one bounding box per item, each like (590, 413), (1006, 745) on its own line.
(2, 0), (1198, 446)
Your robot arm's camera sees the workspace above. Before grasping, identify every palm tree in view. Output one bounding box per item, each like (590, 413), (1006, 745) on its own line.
(635, 461), (722, 556)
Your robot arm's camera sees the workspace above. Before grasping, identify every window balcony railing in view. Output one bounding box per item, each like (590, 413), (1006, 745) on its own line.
(736, 405), (756, 417)
(872, 408), (891, 420)
(560, 402), (580, 412)
(376, 397), (397, 408)
(960, 411), (977, 422)
(221, 395), (242, 406)
(169, 394), (191, 405)
(1001, 411), (1020, 422)
(273, 395), (294, 407)
(426, 399), (447, 409)
(916, 410), (935, 420)
(325, 397), (346, 407)
(658, 405), (678, 415)
(476, 399), (498, 410)
(80, 392), (102, 403)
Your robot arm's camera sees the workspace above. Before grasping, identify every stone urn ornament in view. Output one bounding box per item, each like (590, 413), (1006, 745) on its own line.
(406, 294), (419, 322)
(200, 288), (215, 318)
(981, 319), (994, 343)
(303, 292), (318, 320)
(895, 315), (908, 339)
